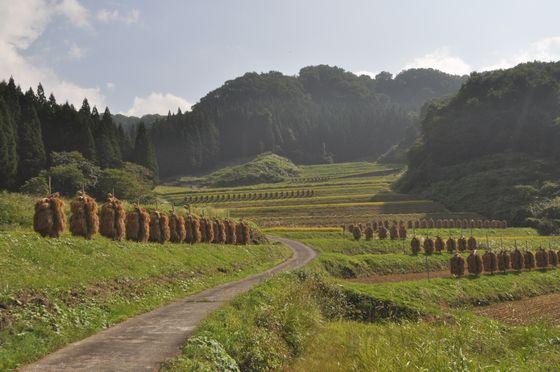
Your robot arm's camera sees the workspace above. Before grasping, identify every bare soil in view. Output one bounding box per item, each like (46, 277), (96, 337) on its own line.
(474, 293), (560, 325)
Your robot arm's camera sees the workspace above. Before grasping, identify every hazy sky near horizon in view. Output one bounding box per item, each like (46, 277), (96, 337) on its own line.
(2, 0), (560, 115)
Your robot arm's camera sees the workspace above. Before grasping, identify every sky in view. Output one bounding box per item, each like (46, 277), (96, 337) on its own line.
(2, 0), (560, 116)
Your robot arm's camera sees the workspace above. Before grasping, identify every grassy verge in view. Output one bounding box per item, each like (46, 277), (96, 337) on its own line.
(0, 231), (291, 370)
(290, 317), (560, 371)
(317, 252), (450, 278)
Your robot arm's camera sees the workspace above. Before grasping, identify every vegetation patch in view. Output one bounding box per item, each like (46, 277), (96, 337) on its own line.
(0, 231), (291, 370)
(202, 153), (300, 187)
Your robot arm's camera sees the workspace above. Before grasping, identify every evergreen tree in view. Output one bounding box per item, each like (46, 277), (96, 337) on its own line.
(94, 107), (122, 168)
(0, 98), (18, 189)
(133, 122), (159, 177)
(16, 91), (46, 184)
(36, 83), (46, 105)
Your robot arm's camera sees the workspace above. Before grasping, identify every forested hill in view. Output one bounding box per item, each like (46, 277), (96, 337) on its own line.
(151, 65), (465, 177)
(398, 62), (560, 233)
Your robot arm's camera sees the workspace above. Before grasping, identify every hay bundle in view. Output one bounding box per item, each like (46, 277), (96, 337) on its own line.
(476, 220), (483, 228)
(414, 220), (420, 229)
(434, 236), (444, 253)
(383, 220), (390, 228)
(457, 236), (467, 252)
(549, 250), (559, 267)
(201, 218), (214, 243)
(435, 219), (442, 228)
(126, 205), (150, 243)
(235, 222), (244, 244)
(169, 212), (186, 243)
(442, 219), (449, 228)
(423, 237), (434, 255)
(184, 214), (202, 244)
(535, 248), (548, 269)
(450, 253), (465, 277)
(482, 251), (498, 274)
(411, 237), (421, 254)
(467, 236), (477, 250)
(398, 225), (407, 239)
(428, 219), (435, 228)
(215, 219), (227, 244)
(501, 220), (508, 229)
(407, 220), (413, 229)
(377, 225), (388, 239)
(352, 225), (362, 241)
(149, 211), (170, 244)
(372, 221), (379, 230)
(389, 225), (399, 240)
(212, 220), (220, 243)
(241, 221), (251, 245)
(446, 237), (456, 253)
(100, 193), (125, 241)
(467, 250), (483, 275)
(524, 250), (535, 269)
(483, 220), (490, 228)
(497, 250), (510, 272)
(462, 219), (469, 229)
(469, 219), (476, 229)
(33, 192), (66, 238)
(364, 226), (374, 240)
(420, 219), (427, 229)
(69, 192), (99, 239)
(510, 249), (524, 271)
(225, 219), (236, 244)
(492, 220), (500, 228)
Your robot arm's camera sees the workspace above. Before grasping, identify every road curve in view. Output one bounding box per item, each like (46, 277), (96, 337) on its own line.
(22, 237), (315, 372)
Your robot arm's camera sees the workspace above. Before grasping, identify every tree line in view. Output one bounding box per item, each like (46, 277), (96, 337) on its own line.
(151, 65), (465, 177)
(0, 77), (158, 195)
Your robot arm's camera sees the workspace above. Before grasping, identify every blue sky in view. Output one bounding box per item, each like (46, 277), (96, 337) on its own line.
(2, 0), (560, 115)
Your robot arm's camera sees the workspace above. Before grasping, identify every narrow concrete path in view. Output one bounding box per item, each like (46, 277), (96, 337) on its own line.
(22, 238), (315, 372)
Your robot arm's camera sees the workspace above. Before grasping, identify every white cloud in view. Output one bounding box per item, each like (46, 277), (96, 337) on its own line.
(56, 0), (90, 28)
(106, 82), (116, 90)
(353, 70), (378, 78)
(404, 47), (472, 75)
(96, 8), (140, 24)
(125, 92), (192, 116)
(0, 0), (104, 107)
(480, 37), (560, 71)
(67, 42), (85, 59)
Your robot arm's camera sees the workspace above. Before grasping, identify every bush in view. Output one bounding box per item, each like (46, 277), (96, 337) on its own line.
(47, 164), (87, 197)
(20, 176), (49, 196)
(94, 168), (153, 202)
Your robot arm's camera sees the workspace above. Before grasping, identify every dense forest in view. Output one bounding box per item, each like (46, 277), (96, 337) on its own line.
(0, 66), (464, 195)
(0, 77), (158, 199)
(151, 65), (465, 177)
(398, 62), (560, 233)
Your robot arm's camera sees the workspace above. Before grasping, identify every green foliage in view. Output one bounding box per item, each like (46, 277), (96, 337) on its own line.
(94, 168), (153, 201)
(16, 94), (46, 184)
(132, 122), (158, 178)
(203, 153), (300, 187)
(47, 164), (87, 196)
(20, 176), (49, 196)
(400, 62), (560, 231)
(0, 192), (36, 228)
(0, 98), (18, 189)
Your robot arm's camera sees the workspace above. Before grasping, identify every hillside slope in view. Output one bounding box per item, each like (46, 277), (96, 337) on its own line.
(398, 62), (560, 232)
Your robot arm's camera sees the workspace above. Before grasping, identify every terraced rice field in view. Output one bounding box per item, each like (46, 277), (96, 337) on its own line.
(156, 162), (478, 227)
